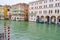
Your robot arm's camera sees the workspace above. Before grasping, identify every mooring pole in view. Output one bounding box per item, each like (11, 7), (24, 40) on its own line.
(8, 25), (10, 40)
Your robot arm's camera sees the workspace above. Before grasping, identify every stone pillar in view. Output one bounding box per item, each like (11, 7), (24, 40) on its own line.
(44, 16), (46, 23)
(56, 17), (57, 24)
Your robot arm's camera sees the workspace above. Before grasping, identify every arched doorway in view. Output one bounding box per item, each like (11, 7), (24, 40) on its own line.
(41, 16), (44, 18)
(45, 16), (50, 23)
(57, 16), (60, 24)
(36, 16), (40, 23)
(40, 16), (44, 23)
(51, 16), (56, 24)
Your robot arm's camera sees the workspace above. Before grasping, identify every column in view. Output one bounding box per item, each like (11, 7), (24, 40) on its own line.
(44, 16), (46, 23)
(56, 17), (57, 24)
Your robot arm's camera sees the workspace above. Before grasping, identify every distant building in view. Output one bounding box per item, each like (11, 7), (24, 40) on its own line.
(0, 5), (11, 20)
(11, 3), (28, 21)
(4, 5), (11, 20)
(0, 3), (28, 21)
(29, 0), (60, 24)
(0, 5), (4, 19)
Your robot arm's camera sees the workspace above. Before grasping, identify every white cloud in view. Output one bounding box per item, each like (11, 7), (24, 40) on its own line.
(0, 0), (36, 5)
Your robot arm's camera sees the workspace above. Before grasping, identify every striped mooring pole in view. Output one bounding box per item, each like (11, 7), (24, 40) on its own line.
(8, 25), (10, 40)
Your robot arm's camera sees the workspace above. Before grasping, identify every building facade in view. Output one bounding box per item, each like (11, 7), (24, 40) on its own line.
(29, 0), (60, 24)
(0, 5), (4, 19)
(11, 3), (28, 21)
(0, 3), (28, 21)
(0, 5), (11, 20)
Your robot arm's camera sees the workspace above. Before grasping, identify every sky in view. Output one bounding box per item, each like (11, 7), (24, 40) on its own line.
(0, 0), (36, 5)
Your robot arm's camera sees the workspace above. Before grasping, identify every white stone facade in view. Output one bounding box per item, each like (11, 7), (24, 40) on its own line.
(29, 0), (60, 24)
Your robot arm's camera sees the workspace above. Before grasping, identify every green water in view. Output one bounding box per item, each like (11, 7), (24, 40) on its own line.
(0, 20), (60, 40)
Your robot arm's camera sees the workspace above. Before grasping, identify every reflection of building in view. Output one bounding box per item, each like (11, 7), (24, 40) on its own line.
(11, 3), (28, 21)
(29, 0), (60, 24)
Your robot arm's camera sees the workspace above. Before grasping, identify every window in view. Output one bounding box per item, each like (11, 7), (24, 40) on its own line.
(35, 6), (38, 9)
(49, 0), (53, 2)
(39, 1), (42, 4)
(55, 3), (60, 7)
(49, 10), (53, 14)
(56, 0), (58, 1)
(37, 6), (38, 9)
(44, 5), (47, 8)
(55, 9), (59, 13)
(44, 1), (47, 3)
(31, 11), (33, 13)
(55, 10), (56, 13)
(39, 6), (42, 8)
(35, 7), (36, 9)
(31, 7), (33, 9)
(35, 2), (38, 5)
(35, 11), (38, 13)
(58, 3), (60, 7)
(51, 10), (53, 13)
(56, 0), (60, 1)
(39, 11), (42, 14)
(49, 4), (53, 7)
(49, 10), (50, 13)
(31, 15), (33, 17)
(43, 10), (47, 14)
(58, 10), (59, 13)
(31, 4), (33, 6)
(36, 2), (38, 5)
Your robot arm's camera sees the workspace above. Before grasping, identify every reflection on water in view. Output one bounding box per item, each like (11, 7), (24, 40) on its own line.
(0, 20), (60, 40)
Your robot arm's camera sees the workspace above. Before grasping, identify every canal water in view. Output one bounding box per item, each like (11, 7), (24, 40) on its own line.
(0, 20), (60, 40)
